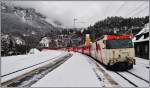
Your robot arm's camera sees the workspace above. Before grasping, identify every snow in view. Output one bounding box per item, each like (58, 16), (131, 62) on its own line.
(89, 59), (135, 87)
(133, 35), (149, 43)
(106, 71), (134, 87)
(2, 49), (149, 87)
(31, 52), (102, 87)
(134, 57), (149, 67)
(31, 52), (149, 87)
(128, 57), (149, 81)
(133, 23), (149, 42)
(40, 37), (50, 47)
(136, 23), (149, 35)
(118, 72), (149, 87)
(28, 48), (40, 54)
(92, 56), (149, 87)
(83, 55), (119, 87)
(128, 65), (149, 82)
(1, 50), (68, 83)
(14, 37), (24, 45)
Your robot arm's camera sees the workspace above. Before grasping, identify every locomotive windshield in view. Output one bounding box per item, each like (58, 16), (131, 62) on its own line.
(105, 39), (133, 49)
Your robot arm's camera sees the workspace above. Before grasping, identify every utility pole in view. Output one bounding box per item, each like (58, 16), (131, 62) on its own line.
(73, 18), (77, 29)
(25, 33), (27, 54)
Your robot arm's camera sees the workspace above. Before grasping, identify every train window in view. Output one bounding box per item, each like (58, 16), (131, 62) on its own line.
(106, 39), (133, 49)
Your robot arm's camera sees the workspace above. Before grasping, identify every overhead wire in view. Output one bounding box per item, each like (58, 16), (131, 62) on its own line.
(130, 5), (149, 17)
(112, 1), (126, 16)
(124, 2), (147, 17)
(75, 2), (148, 28)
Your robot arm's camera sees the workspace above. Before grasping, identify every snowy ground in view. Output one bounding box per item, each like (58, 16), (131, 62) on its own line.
(90, 57), (149, 87)
(32, 53), (149, 87)
(134, 57), (149, 68)
(31, 52), (102, 87)
(2, 50), (149, 87)
(128, 57), (149, 82)
(1, 50), (68, 83)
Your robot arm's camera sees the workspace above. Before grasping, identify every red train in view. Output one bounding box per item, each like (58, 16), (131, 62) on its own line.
(61, 35), (135, 71)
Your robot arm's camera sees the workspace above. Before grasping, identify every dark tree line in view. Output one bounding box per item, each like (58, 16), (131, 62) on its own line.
(1, 16), (149, 56)
(82, 16), (149, 42)
(1, 33), (40, 56)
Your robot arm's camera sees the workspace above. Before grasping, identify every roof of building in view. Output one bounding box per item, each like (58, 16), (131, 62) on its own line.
(133, 23), (149, 43)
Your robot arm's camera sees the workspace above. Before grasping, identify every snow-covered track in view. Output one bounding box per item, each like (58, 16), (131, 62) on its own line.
(115, 72), (138, 87)
(1, 54), (72, 87)
(1, 55), (61, 77)
(116, 71), (149, 87)
(126, 71), (149, 83)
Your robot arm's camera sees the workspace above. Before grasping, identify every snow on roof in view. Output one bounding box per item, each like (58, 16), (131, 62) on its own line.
(133, 23), (149, 43)
(136, 24), (149, 35)
(28, 48), (40, 54)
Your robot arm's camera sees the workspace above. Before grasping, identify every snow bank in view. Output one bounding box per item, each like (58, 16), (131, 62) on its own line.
(1, 50), (68, 83)
(32, 52), (102, 87)
(28, 48), (40, 54)
(128, 57), (149, 81)
(134, 57), (149, 67)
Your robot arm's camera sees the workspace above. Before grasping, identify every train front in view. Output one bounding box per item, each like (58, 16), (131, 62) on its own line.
(104, 35), (135, 70)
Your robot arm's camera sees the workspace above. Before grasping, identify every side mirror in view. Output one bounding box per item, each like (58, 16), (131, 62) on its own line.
(103, 40), (106, 44)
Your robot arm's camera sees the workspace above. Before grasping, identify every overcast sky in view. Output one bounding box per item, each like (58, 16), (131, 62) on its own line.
(7, 1), (149, 28)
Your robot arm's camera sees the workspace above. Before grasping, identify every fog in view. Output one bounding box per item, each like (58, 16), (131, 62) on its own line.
(6, 1), (149, 28)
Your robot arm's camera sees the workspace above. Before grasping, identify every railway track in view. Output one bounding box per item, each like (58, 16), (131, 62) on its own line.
(84, 55), (120, 87)
(1, 54), (72, 87)
(1, 54), (64, 78)
(115, 71), (149, 87)
(127, 71), (149, 83)
(115, 72), (138, 87)
(86, 55), (149, 87)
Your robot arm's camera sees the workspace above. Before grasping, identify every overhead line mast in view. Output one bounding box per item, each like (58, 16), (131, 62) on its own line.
(73, 18), (77, 29)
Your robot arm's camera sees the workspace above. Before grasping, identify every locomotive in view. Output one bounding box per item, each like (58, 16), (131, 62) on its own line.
(62, 35), (135, 70)
(90, 35), (135, 70)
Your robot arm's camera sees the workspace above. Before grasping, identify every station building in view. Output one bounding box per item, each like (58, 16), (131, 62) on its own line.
(133, 23), (149, 59)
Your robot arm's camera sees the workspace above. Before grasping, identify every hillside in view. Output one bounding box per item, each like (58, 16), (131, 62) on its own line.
(83, 16), (149, 42)
(1, 2), (55, 36)
(1, 2), (57, 56)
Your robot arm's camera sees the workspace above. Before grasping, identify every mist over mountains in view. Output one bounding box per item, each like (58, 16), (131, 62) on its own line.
(1, 2), (61, 56)
(1, 2), (148, 56)
(1, 2), (57, 36)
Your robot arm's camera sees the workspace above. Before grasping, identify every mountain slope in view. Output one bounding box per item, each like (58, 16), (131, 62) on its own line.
(1, 2), (56, 36)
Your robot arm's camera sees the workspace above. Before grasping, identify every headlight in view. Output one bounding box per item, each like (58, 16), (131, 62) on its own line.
(109, 60), (114, 65)
(126, 57), (133, 64)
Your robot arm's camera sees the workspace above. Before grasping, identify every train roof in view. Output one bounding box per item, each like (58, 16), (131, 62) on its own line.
(95, 34), (131, 41)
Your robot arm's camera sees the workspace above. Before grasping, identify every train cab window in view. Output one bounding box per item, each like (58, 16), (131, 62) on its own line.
(106, 39), (133, 49)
